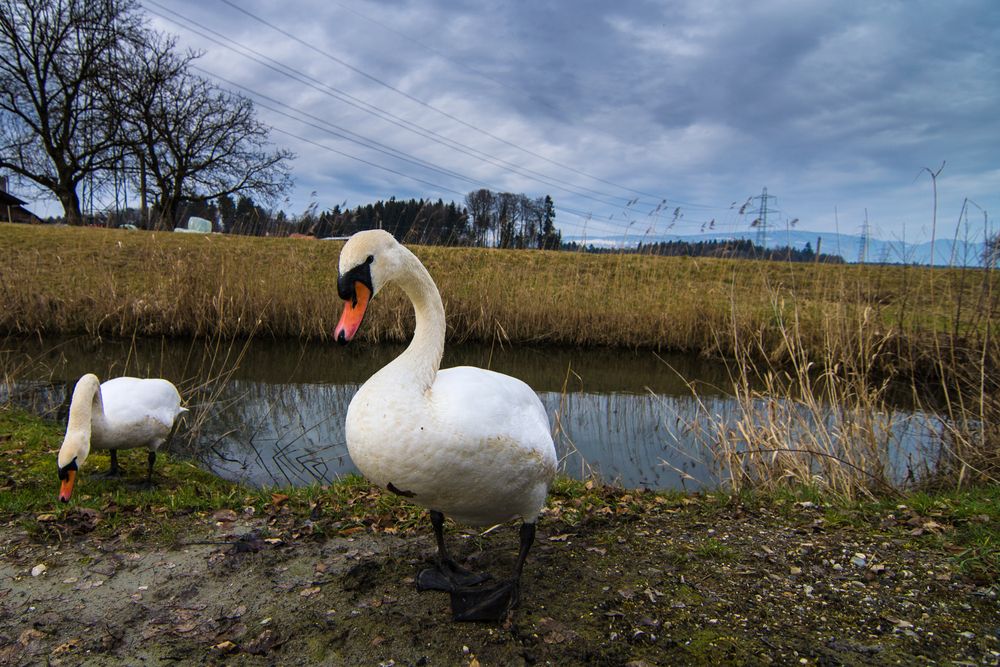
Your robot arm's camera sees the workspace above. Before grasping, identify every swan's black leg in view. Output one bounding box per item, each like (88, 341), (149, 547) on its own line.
(94, 449), (124, 478)
(146, 451), (156, 483)
(450, 521), (536, 623)
(416, 510), (491, 592)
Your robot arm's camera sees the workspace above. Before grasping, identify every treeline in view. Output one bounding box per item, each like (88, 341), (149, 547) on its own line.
(103, 188), (564, 250)
(186, 189), (561, 249)
(564, 238), (845, 263)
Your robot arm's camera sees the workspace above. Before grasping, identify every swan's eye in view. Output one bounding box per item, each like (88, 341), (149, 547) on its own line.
(366, 255), (374, 265)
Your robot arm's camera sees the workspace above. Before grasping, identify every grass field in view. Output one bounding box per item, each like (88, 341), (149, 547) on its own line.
(1, 224), (996, 367)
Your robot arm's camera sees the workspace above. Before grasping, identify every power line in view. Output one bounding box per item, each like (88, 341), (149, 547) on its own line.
(135, 1), (730, 239)
(326, 0), (562, 115)
(216, 0), (720, 210)
(144, 1), (667, 212)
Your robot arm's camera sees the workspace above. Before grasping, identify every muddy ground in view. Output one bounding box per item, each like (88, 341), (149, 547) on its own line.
(1, 493), (998, 666)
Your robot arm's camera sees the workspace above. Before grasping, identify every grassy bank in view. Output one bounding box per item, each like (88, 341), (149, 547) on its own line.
(2, 407), (999, 665)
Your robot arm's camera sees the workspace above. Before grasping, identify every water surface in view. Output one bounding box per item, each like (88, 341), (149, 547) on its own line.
(3, 336), (937, 490)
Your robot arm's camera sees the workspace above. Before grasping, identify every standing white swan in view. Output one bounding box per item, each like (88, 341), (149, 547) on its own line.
(57, 374), (187, 502)
(334, 230), (557, 622)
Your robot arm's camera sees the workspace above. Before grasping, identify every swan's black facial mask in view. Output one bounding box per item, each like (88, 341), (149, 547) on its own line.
(337, 255), (374, 305)
(57, 458), (78, 481)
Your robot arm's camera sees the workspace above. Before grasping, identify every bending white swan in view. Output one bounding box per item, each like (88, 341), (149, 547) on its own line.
(57, 373), (187, 502)
(334, 229), (557, 622)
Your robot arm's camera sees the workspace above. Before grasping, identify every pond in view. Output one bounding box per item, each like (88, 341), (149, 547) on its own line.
(2, 336), (940, 490)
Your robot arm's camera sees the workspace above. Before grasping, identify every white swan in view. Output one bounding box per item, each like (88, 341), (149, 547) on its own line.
(334, 230), (557, 622)
(57, 374), (188, 502)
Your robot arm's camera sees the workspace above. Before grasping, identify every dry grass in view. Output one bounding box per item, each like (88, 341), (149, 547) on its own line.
(1, 225), (995, 365)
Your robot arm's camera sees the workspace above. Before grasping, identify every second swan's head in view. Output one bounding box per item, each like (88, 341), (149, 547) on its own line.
(57, 373), (100, 502)
(334, 230), (403, 345)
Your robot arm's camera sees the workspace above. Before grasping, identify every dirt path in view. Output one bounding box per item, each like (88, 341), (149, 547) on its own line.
(1, 495), (998, 666)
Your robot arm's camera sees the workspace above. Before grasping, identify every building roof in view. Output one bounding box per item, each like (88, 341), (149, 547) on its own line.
(0, 190), (27, 206)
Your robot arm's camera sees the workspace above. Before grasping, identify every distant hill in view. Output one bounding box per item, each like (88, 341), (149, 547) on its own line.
(566, 229), (988, 267)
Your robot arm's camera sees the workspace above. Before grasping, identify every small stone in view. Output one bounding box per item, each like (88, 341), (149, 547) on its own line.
(960, 631), (975, 639)
(790, 566), (802, 575)
(31, 564), (46, 577)
(851, 554), (867, 568)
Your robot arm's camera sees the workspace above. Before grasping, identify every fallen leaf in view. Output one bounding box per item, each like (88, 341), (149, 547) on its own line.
(213, 509), (238, 523)
(18, 628), (45, 645)
(548, 533), (571, 542)
(212, 640), (238, 653)
(51, 639), (80, 655)
(300, 587), (321, 597)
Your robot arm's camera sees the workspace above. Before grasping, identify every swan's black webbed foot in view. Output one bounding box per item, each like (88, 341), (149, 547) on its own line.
(417, 509), (493, 592)
(449, 579), (519, 622)
(416, 557), (492, 592)
(448, 521), (536, 622)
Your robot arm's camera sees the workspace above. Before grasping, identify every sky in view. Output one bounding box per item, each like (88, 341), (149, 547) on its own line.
(25, 0), (1000, 244)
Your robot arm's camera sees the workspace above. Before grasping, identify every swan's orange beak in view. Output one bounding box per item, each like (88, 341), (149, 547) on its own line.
(59, 470), (76, 503)
(335, 282), (371, 344)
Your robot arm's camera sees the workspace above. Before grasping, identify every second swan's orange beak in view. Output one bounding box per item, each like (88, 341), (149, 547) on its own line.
(59, 469), (76, 503)
(335, 282), (371, 344)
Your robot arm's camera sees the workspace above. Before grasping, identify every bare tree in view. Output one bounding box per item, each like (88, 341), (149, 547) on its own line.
(0, 0), (141, 224)
(495, 192), (519, 248)
(114, 36), (293, 229)
(465, 188), (494, 246)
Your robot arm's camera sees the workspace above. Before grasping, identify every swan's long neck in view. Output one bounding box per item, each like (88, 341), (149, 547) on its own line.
(391, 247), (445, 393)
(68, 376), (106, 433)
(59, 375), (104, 467)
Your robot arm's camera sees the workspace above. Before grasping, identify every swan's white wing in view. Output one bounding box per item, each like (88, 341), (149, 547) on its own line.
(431, 366), (555, 466)
(100, 377), (184, 431)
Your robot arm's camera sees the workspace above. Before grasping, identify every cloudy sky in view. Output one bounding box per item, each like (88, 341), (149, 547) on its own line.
(52, 1), (1000, 243)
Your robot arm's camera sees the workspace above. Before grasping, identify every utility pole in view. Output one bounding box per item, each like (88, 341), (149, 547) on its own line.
(750, 187), (777, 248)
(857, 209), (870, 263)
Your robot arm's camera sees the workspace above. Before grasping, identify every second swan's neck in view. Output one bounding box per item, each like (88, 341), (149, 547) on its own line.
(67, 374), (104, 436)
(390, 247), (445, 393)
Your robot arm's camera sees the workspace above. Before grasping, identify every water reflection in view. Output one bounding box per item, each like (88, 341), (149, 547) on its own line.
(2, 336), (941, 490)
